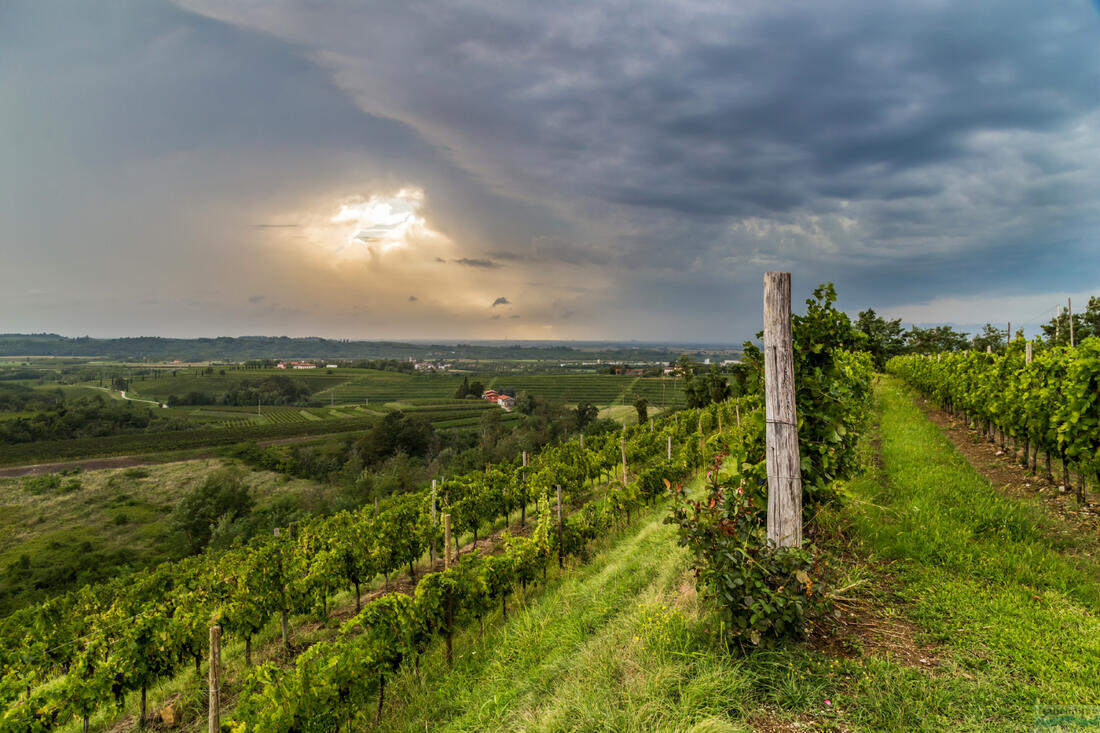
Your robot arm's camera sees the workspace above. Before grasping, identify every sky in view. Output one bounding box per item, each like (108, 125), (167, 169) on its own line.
(2, 0), (1100, 342)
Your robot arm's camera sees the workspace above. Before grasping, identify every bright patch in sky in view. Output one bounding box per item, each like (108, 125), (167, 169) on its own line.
(330, 187), (427, 252)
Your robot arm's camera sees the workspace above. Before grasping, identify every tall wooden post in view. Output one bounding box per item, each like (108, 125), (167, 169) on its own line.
(1069, 297), (1075, 347)
(1026, 341), (1033, 364)
(579, 433), (584, 450)
(620, 435), (628, 484)
(208, 626), (221, 733)
(763, 272), (802, 548)
(430, 480), (437, 564)
(667, 434), (672, 462)
(521, 451), (528, 526)
(443, 514), (451, 569)
(556, 485), (563, 569)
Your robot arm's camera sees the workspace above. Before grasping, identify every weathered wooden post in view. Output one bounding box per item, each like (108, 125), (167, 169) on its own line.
(521, 451), (528, 526)
(430, 480), (438, 564)
(667, 434), (672, 462)
(1025, 341), (1033, 364)
(443, 513), (451, 569)
(208, 625), (221, 733)
(763, 272), (802, 547)
(556, 484), (564, 569)
(1069, 297), (1075, 347)
(620, 435), (628, 484)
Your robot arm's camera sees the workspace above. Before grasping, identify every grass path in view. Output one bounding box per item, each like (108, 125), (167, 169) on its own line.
(380, 376), (1100, 732)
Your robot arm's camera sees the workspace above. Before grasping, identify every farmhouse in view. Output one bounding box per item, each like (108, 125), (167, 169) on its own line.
(497, 395), (516, 409)
(482, 389), (500, 402)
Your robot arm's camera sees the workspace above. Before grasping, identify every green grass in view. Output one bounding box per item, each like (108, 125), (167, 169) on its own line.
(374, 376), (1100, 732)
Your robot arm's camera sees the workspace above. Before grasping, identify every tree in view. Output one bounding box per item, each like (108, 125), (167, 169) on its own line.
(971, 323), (1007, 353)
(683, 362), (730, 408)
(855, 309), (905, 370)
(633, 397), (648, 425)
(1042, 296), (1100, 346)
(574, 402), (599, 431)
(479, 408), (503, 450)
(905, 325), (969, 354)
(170, 469), (254, 553)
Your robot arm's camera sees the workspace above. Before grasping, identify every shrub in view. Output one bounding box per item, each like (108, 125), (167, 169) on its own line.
(23, 474), (61, 495)
(666, 461), (835, 648)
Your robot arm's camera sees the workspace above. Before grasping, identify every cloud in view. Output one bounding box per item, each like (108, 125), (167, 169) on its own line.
(454, 257), (500, 268)
(248, 294), (265, 304)
(491, 297), (511, 307)
(6, 0), (1100, 340)
(408, 295), (418, 301)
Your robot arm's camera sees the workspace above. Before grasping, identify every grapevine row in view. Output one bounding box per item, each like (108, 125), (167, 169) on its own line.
(887, 338), (1100, 498)
(0, 401), (736, 732)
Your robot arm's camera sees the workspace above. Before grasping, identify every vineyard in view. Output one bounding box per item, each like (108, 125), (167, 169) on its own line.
(888, 338), (1100, 502)
(0, 402), (515, 466)
(0, 399), (734, 731)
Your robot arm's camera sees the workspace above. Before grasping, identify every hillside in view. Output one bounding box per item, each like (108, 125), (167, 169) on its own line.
(375, 378), (1100, 731)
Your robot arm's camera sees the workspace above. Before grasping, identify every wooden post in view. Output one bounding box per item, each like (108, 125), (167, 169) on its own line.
(430, 480), (437, 564)
(986, 344), (992, 354)
(1056, 305), (1061, 343)
(763, 272), (802, 548)
(735, 401), (741, 428)
(443, 514), (451, 569)
(521, 451), (528, 526)
(579, 433), (584, 450)
(620, 435), (628, 484)
(556, 485), (563, 569)
(1069, 297), (1075, 347)
(208, 626), (221, 733)
(667, 434), (671, 462)
(1026, 341), (1033, 364)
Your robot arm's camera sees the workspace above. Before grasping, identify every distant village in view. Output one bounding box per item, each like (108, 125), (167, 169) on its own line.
(479, 389), (516, 410)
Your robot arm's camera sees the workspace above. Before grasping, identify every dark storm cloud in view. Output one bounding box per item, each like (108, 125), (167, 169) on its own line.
(5, 0), (1100, 340)
(491, 297), (511, 307)
(454, 258), (500, 269)
(177, 0), (1100, 323)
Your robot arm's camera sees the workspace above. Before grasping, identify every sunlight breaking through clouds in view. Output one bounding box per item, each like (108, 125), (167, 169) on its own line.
(329, 187), (429, 253)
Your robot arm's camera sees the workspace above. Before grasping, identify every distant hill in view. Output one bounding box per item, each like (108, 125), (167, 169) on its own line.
(0, 334), (739, 362)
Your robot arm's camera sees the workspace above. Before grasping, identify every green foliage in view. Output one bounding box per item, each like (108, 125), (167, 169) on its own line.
(788, 284), (873, 499)
(970, 323), (1007, 353)
(666, 466), (834, 647)
(633, 397), (648, 424)
(170, 468), (255, 553)
(1041, 295), (1100, 346)
(574, 402), (599, 431)
(683, 362), (733, 409)
(854, 308), (905, 370)
(0, 404), (707, 730)
(903, 324), (970, 354)
(888, 337), (1100, 494)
